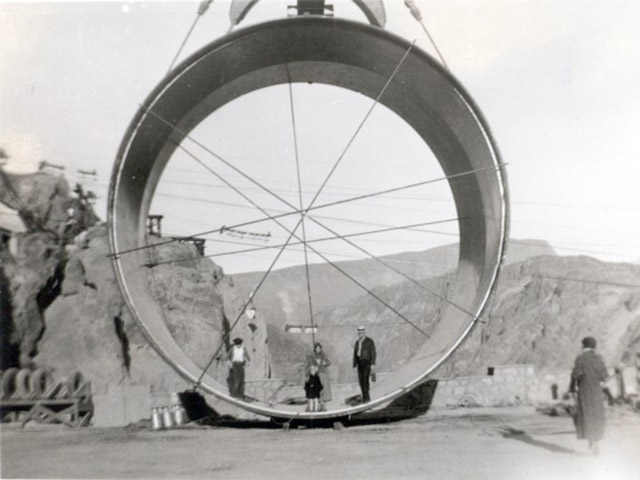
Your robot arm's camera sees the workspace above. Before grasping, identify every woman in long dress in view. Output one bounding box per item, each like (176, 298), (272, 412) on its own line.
(570, 336), (608, 455)
(305, 342), (332, 404)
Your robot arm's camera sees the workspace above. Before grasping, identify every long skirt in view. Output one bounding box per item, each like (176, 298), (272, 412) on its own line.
(575, 388), (605, 441)
(318, 371), (332, 402)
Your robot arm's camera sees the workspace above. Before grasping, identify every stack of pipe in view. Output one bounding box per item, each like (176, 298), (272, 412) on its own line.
(1, 368), (87, 401)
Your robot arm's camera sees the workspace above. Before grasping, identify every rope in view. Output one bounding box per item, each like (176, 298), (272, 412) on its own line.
(287, 68), (317, 346)
(147, 42), (416, 220)
(108, 161), (502, 258)
(404, 0), (450, 71)
(122, 43), (417, 264)
(146, 217), (460, 268)
(175, 145), (431, 339)
(299, 239), (432, 338)
(167, 0), (214, 74)
(117, 117), (503, 348)
(305, 214), (479, 321)
(194, 216), (306, 387)
(304, 41), (416, 213)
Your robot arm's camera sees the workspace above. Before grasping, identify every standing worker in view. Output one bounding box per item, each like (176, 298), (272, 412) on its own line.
(570, 336), (608, 455)
(228, 337), (250, 399)
(353, 325), (376, 403)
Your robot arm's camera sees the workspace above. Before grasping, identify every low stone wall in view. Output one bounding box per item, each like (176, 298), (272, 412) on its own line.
(431, 365), (554, 408)
(430, 364), (639, 408)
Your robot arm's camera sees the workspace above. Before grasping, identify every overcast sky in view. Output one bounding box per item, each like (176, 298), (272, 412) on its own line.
(1, 0), (639, 271)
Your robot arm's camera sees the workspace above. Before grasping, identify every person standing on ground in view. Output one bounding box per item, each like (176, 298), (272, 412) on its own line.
(306, 342), (332, 406)
(228, 337), (250, 399)
(570, 336), (608, 455)
(353, 325), (376, 403)
(304, 364), (323, 412)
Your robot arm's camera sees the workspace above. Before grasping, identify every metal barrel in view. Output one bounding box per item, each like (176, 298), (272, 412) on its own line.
(151, 407), (164, 430)
(172, 405), (187, 426)
(162, 407), (175, 429)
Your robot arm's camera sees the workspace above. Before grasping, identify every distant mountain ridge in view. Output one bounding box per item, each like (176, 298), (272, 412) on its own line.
(239, 249), (640, 384)
(231, 238), (559, 381)
(232, 238), (557, 330)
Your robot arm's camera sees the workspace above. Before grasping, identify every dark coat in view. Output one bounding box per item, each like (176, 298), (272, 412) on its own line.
(570, 349), (608, 441)
(304, 373), (323, 399)
(353, 336), (376, 367)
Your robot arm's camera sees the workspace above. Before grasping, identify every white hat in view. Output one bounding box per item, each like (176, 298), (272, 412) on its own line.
(357, 325), (366, 333)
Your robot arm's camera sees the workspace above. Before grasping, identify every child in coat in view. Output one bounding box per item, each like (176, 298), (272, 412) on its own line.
(304, 364), (323, 412)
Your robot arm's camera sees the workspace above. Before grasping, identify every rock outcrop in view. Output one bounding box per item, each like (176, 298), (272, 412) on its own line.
(1, 171), (270, 397)
(439, 255), (640, 377)
(235, 249), (639, 384)
(1, 171), (98, 369)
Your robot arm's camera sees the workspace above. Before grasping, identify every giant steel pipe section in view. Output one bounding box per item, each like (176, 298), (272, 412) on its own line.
(108, 17), (509, 419)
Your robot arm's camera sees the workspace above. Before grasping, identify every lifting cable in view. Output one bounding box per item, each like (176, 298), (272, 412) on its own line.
(175, 133), (479, 324)
(176, 142), (432, 339)
(133, 108), (491, 335)
(305, 213), (479, 322)
(304, 41), (416, 212)
(134, 34), (477, 368)
(146, 217), (460, 268)
(141, 43), (417, 260)
(118, 41), (415, 261)
(531, 275), (640, 289)
(167, 0), (214, 74)
(193, 214), (306, 388)
(287, 66), (317, 346)
(404, 0), (450, 71)
(109, 140), (501, 259)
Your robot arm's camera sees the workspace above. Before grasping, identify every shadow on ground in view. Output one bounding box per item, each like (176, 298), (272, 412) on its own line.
(494, 426), (582, 456)
(178, 380), (439, 430)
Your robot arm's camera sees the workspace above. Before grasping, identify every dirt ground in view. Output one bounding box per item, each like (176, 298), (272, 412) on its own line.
(1, 406), (639, 480)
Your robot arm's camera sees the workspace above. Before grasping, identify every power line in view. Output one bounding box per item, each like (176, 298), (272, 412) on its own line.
(148, 217), (460, 267)
(287, 70), (318, 346)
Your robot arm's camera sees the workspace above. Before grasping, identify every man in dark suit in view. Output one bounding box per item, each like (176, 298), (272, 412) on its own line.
(353, 325), (376, 403)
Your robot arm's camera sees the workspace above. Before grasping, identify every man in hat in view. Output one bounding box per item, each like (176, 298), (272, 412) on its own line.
(353, 325), (376, 403)
(228, 337), (250, 399)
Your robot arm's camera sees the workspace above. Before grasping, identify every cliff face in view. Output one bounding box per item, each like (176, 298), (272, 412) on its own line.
(439, 255), (640, 378)
(232, 239), (556, 334)
(1, 171), (269, 395)
(32, 224), (269, 393)
(1, 171), (98, 369)
(231, 239), (559, 382)
(143, 236), (270, 383)
(234, 247), (639, 384)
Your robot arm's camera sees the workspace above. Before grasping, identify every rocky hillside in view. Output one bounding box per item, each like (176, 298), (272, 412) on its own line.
(231, 238), (558, 381)
(1, 170), (98, 369)
(232, 239), (556, 336)
(1, 171), (268, 395)
(440, 255), (640, 378)
(297, 254), (640, 383)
